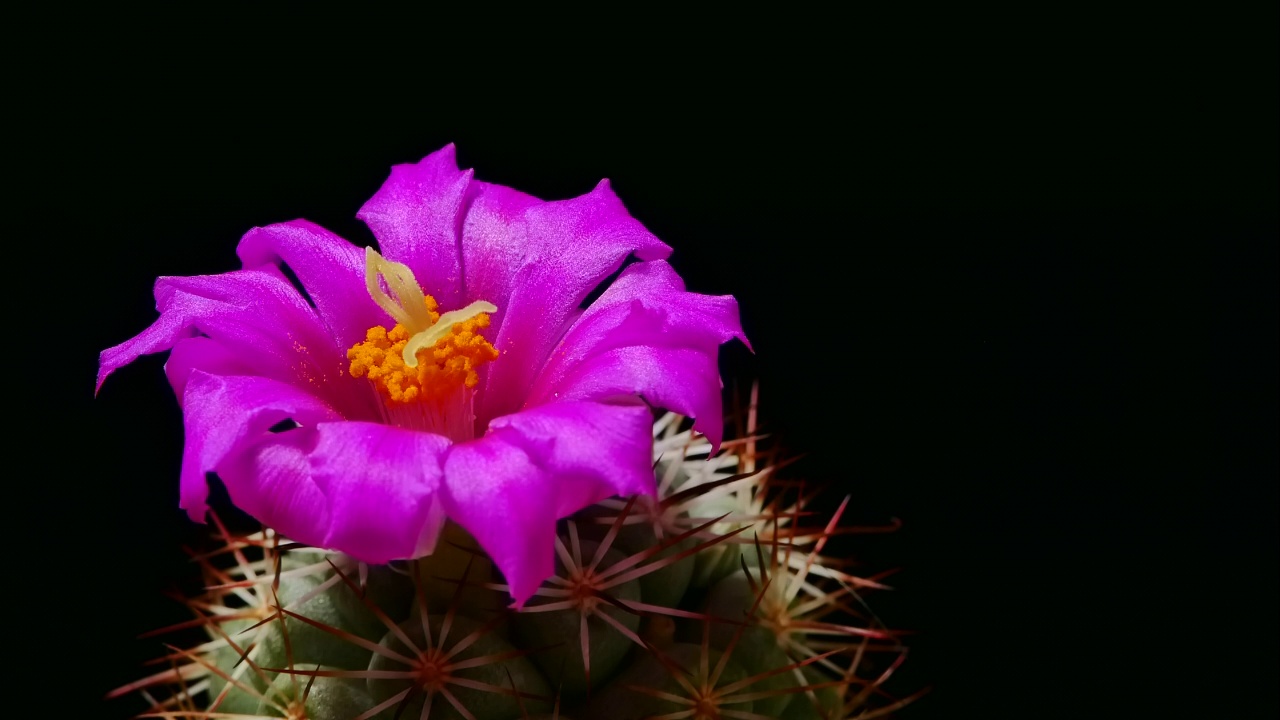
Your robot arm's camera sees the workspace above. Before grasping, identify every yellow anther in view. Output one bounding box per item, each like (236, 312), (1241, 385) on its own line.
(350, 248), (499, 405)
(400, 299), (498, 367)
(347, 301), (498, 404)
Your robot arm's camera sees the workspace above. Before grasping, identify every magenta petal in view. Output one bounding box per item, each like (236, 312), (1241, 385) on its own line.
(527, 261), (748, 449)
(236, 220), (385, 350)
(443, 401), (657, 604)
(479, 180), (673, 425)
(457, 180), (541, 330)
(165, 337), (253, 405)
(97, 267), (363, 409)
(547, 346), (726, 449)
(178, 371), (344, 523)
(356, 144), (472, 308)
(489, 401), (657, 515)
(216, 430), (332, 552)
(183, 375), (450, 563)
(440, 436), (554, 607)
(303, 422), (452, 562)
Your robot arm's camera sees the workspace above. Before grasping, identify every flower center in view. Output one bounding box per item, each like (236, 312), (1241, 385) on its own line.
(348, 248), (498, 437)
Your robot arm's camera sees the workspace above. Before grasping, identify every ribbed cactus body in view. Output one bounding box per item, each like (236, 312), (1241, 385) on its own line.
(116, 414), (913, 719)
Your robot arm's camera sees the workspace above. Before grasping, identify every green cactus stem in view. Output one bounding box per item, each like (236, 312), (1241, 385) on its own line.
(109, 409), (920, 719)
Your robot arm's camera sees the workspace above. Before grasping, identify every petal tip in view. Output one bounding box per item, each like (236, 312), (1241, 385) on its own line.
(419, 143), (461, 172)
(93, 364), (110, 396)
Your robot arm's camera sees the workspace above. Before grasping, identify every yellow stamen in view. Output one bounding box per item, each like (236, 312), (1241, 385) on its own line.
(401, 299), (499, 367)
(349, 249), (499, 404)
(364, 247), (434, 333)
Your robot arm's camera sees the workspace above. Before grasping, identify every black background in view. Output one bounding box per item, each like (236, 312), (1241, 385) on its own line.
(32, 8), (1277, 718)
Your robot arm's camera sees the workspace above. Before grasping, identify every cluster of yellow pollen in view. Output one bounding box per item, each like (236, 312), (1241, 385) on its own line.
(348, 295), (498, 404)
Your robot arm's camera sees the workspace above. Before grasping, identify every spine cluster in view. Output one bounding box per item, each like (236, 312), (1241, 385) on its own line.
(112, 408), (917, 719)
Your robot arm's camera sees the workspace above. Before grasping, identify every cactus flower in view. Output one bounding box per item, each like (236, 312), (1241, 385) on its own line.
(97, 145), (747, 604)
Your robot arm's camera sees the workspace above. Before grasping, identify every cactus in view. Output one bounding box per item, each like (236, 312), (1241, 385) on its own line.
(109, 402), (919, 719)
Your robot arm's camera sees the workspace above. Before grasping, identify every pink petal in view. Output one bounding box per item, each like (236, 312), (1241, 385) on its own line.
(97, 266), (372, 419)
(184, 373), (453, 563)
(489, 401), (657, 515)
(164, 337), (252, 404)
(303, 421), (452, 562)
(545, 346), (726, 449)
(527, 261), (748, 449)
(478, 180), (672, 425)
(457, 180), (541, 330)
(439, 436), (554, 607)
(219, 424), (451, 564)
(236, 219), (386, 350)
(356, 144), (472, 309)
(442, 401), (656, 605)
(178, 371), (344, 523)
(215, 430), (332, 551)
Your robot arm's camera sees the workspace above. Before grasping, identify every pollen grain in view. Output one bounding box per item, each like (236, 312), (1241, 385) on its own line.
(348, 296), (498, 404)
